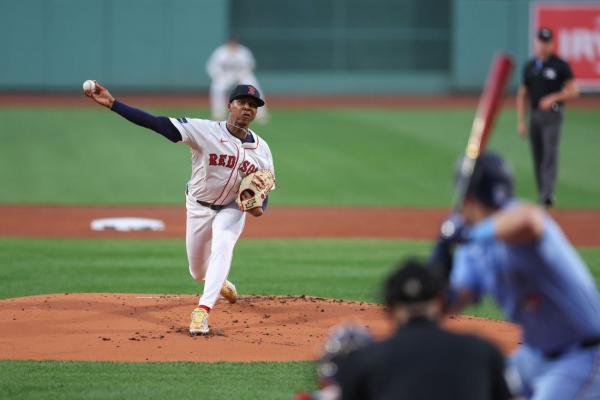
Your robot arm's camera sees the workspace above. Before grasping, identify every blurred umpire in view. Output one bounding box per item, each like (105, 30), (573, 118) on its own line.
(335, 258), (511, 400)
(516, 27), (579, 207)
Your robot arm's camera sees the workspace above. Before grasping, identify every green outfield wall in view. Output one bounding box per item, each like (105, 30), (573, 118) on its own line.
(0, 0), (227, 90)
(0, 0), (542, 94)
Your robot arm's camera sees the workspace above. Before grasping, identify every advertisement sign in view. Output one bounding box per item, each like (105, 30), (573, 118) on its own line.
(532, 3), (600, 90)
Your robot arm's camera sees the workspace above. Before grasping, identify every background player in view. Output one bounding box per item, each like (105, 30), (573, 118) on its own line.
(516, 27), (579, 207)
(435, 152), (600, 399)
(206, 37), (269, 123)
(84, 82), (275, 336)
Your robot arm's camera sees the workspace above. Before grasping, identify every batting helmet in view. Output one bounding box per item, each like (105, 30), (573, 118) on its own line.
(461, 151), (514, 209)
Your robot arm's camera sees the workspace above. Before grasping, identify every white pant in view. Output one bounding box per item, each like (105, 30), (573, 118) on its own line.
(210, 72), (269, 122)
(185, 193), (246, 309)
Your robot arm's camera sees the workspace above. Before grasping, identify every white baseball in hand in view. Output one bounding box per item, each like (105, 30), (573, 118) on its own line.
(82, 80), (96, 93)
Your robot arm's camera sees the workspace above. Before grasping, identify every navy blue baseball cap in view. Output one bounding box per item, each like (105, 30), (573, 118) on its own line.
(461, 151), (514, 209)
(229, 84), (265, 107)
(537, 27), (553, 42)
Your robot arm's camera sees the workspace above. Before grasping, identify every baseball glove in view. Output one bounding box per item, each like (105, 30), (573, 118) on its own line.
(236, 170), (275, 211)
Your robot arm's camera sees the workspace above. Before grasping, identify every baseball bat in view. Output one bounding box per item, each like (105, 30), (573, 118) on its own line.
(452, 53), (514, 211)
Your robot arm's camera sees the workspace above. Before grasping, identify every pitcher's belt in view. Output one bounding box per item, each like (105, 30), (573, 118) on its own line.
(186, 187), (226, 211)
(196, 200), (226, 211)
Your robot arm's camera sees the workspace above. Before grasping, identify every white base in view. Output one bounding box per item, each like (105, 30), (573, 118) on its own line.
(90, 217), (165, 232)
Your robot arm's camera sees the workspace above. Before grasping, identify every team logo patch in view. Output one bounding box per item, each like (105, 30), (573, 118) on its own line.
(543, 68), (557, 80)
(247, 86), (256, 95)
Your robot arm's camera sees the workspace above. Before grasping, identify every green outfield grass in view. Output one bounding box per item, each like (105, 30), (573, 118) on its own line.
(0, 360), (315, 400)
(0, 238), (427, 301)
(1, 107), (598, 207)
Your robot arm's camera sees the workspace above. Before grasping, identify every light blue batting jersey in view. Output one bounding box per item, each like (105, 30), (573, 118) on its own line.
(451, 207), (600, 354)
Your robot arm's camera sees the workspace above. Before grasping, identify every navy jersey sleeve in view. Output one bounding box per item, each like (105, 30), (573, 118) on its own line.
(111, 100), (182, 143)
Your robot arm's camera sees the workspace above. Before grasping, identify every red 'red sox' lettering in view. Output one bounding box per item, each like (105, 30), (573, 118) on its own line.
(226, 156), (236, 168)
(208, 153), (258, 174)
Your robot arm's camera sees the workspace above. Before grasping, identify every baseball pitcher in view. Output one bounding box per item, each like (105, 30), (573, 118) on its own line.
(85, 82), (275, 336)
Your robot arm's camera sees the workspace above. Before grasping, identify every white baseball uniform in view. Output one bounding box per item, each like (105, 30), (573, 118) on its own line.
(169, 117), (275, 309)
(206, 43), (269, 122)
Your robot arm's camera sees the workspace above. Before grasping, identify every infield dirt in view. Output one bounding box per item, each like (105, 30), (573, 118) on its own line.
(1, 205), (600, 246)
(0, 293), (520, 362)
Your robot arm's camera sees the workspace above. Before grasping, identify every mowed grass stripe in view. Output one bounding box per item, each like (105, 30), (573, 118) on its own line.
(2, 238), (600, 320)
(0, 360), (315, 400)
(0, 238), (426, 301)
(1, 107), (598, 206)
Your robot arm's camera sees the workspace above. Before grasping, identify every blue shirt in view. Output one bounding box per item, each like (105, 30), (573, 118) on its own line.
(451, 207), (600, 353)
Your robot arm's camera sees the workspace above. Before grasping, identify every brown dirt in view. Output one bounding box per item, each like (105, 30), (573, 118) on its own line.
(1, 92), (599, 109)
(0, 293), (520, 362)
(1, 205), (600, 246)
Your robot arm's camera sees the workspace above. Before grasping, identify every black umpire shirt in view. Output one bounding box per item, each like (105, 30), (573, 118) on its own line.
(336, 317), (511, 400)
(523, 54), (574, 110)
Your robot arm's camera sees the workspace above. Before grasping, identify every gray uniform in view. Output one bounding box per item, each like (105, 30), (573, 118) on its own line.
(529, 108), (562, 203)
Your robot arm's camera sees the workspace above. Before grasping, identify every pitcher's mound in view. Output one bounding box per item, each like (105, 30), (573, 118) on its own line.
(0, 293), (520, 362)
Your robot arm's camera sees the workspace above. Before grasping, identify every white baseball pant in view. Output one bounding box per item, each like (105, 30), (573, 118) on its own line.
(185, 192), (246, 309)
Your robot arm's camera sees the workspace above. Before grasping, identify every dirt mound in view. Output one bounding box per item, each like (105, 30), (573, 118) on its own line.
(0, 293), (520, 362)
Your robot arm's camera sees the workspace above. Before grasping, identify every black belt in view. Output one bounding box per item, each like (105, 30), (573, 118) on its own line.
(197, 200), (226, 211)
(545, 337), (600, 359)
(186, 187), (226, 211)
(533, 104), (563, 113)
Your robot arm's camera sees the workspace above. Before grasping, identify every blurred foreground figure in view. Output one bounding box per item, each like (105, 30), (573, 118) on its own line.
(336, 258), (510, 400)
(433, 151), (600, 399)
